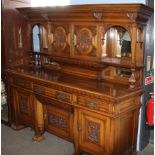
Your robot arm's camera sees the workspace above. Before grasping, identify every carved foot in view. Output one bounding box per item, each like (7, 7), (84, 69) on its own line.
(132, 151), (137, 155)
(73, 152), (80, 155)
(11, 123), (26, 130)
(73, 149), (81, 155)
(32, 135), (45, 142)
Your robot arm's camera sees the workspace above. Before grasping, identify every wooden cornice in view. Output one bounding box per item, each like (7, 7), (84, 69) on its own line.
(17, 4), (153, 24)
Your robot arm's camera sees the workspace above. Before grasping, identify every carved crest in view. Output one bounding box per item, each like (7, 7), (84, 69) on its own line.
(76, 28), (93, 54)
(53, 26), (67, 51)
(127, 12), (137, 21)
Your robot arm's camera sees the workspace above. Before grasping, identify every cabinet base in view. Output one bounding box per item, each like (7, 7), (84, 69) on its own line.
(11, 123), (26, 130)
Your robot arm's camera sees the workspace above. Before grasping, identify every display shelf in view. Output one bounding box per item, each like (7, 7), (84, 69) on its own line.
(101, 57), (144, 69)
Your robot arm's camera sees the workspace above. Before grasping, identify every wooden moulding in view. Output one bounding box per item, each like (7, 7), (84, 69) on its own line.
(17, 4), (153, 24)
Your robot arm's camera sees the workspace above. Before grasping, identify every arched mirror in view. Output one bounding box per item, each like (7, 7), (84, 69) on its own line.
(102, 26), (131, 58)
(32, 24), (48, 52)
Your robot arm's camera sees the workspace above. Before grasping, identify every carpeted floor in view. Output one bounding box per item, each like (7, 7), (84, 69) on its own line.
(1, 124), (154, 155)
(1, 124), (74, 155)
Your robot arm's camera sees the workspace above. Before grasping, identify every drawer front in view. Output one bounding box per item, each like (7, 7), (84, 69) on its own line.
(33, 84), (72, 103)
(10, 77), (32, 90)
(78, 96), (109, 113)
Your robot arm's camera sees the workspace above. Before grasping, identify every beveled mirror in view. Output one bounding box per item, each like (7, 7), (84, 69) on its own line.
(32, 24), (48, 52)
(102, 26), (131, 58)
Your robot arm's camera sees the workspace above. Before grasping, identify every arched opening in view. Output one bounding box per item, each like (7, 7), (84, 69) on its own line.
(102, 26), (131, 58)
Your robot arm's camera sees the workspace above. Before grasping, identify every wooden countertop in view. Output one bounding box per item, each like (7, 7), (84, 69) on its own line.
(7, 66), (144, 103)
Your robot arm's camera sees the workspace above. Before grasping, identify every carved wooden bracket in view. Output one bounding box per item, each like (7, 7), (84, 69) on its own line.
(136, 41), (143, 48)
(129, 69), (136, 89)
(23, 14), (29, 20)
(18, 27), (22, 48)
(93, 12), (103, 20)
(41, 14), (48, 20)
(126, 12), (137, 21)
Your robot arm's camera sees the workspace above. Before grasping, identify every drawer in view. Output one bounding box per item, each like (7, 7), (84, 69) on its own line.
(33, 84), (72, 103)
(10, 77), (32, 90)
(78, 96), (109, 113)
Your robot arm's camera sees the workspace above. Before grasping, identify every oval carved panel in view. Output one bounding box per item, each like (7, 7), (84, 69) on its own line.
(76, 28), (93, 55)
(53, 26), (67, 51)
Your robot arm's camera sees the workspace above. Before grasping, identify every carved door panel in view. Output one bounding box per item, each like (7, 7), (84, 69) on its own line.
(78, 109), (110, 155)
(72, 23), (100, 60)
(48, 23), (71, 57)
(44, 104), (73, 141)
(15, 88), (34, 127)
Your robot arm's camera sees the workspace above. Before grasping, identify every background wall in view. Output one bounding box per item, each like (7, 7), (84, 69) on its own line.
(139, 0), (154, 149)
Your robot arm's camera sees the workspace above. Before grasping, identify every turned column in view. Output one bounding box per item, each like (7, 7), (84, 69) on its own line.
(33, 97), (45, 142)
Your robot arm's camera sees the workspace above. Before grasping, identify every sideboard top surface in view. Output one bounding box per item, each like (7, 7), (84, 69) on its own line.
(7, 66), (143, 102)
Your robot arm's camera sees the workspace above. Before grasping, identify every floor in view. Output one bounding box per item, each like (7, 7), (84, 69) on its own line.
(1, 104), (8, 122)
(1, 124), (154, 155)
(137, 144), (154, 155)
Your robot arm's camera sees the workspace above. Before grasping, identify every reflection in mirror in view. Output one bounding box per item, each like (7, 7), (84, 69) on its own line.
(116, 68), (131, 78)
(33, 25), (40, 52)
(102, 26), (131, 58)
(121, 31), (131, 57)
(32, 24), (48, 52)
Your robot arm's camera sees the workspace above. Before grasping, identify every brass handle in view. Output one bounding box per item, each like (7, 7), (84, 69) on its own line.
(16, 79), (24, 86)
(34, 86), (44, 94)
(57, 93), (66, 100)
(86, 102), (97, 109)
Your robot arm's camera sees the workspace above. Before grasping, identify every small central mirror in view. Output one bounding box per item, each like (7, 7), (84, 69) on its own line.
(32, 24), (48, 52)
(102, 26), (131, 58)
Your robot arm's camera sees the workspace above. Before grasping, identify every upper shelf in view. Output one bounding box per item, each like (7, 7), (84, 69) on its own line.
(101, 57), (144, 69)
(17, 4), (153, 23)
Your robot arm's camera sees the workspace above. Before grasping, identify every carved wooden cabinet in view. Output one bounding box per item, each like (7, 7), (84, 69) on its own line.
(6, 4), (153, 155)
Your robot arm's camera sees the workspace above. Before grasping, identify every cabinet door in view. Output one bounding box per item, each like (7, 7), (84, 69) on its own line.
(48, 23), (71, 57)
(72, 23), (100, 60)
(15, 88), (34, 127)
(44, 104), (73, 142)
(78, 109), (110, 155)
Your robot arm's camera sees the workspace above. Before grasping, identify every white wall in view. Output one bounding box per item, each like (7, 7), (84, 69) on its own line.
(69, 0), (145, 5)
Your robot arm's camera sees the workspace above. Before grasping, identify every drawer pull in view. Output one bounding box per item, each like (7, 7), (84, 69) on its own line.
(86, 102), (97, 109)
(57, 93), (66, 100)
(16, 79), (24, 86)
(34, 87), (44, 94)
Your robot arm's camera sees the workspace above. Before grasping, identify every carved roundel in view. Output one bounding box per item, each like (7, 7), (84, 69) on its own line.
(53, 27), (67, 51)
(76, 28), (93, 55)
